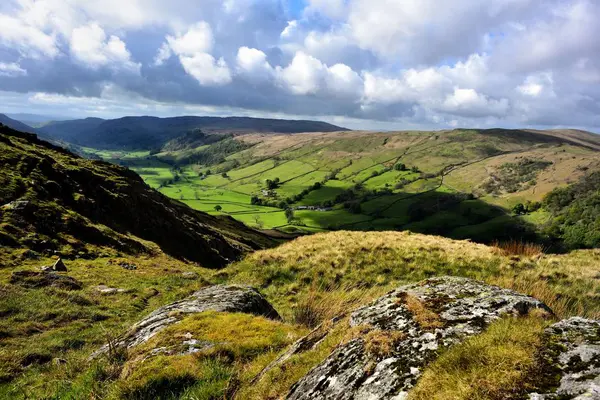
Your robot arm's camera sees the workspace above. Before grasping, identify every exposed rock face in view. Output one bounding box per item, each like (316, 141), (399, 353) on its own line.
(529, 317), (600, 399)
(10, 271), (82, 290)
(286, 276), (551, 400)
(92, 284), (280, 357)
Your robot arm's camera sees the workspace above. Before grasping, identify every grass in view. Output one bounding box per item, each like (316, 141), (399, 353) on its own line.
(491, 240), (546, 257)
(408, 314), (549, 400)
(115, 311), (306, 400)
(2, 230), (600, 398)
(225, 231), (600, 321)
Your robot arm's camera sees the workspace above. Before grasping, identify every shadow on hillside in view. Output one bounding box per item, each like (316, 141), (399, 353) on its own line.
(304, 190), (542, 246)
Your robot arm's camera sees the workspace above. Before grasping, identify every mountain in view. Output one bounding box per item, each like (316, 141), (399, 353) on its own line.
(0, 123), (274, 267)
(0, 113), (37, 134)
(6, 113), (70, 127)
(37, 115), (349, 149)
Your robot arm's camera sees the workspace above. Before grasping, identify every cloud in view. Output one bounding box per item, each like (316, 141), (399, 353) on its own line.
(236, 46), (274, 80)
(166, 22), (214, 56)
(0, 13), (58, 58)
(156, 21), (232, 86)
(0, 62), (27, 77)
(70, 23), (139, 71)
(0, 0), (599, 131)
(179, 53), (232, 86)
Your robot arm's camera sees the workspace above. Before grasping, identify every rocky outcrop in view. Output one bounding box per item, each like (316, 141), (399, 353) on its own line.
(529, 317), (600, 399)
(92, 284), (280, 357)
(40, 258), (67, 272)
(286, 276), (551, 400)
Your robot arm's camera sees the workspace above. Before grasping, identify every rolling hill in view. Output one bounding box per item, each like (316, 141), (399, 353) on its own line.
(0, 123), (274, 267)
(2, 123), (600, 399)
(0, 113), (37, 134)
(36, 115), (349, 150)
(88, 127), (600, 248)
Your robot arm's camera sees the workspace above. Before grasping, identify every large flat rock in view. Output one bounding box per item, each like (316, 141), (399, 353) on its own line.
(287, 276), (551, 400)
(92, 284), (279, 357)
(529, 317), (600, 399)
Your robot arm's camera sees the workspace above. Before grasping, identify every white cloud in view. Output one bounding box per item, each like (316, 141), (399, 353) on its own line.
(166, 21), (214, 56)
(517, 72), (554, 98)
(236, 46), (274, 80)
(441, 88), (509, 117)
(160, 21), (231, 86)
(0, 62), (27, 77)
(278, 51), (327, 95)
(180, 53), (232, 86)
(153, 43), (172, 66)
(280, 20), (298, 38)
(70, 23), (139, 71)
(0, 13), (58, 58)
(278, 51), (363, 97)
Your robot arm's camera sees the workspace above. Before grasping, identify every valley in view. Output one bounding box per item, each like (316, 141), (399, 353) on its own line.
(1, 119), (600, 399)
(86, 128), (600, 247)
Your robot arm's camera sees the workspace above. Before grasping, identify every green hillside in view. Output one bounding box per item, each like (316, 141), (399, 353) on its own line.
(89, 128), (600, 248)
(0, 124), (274, 267)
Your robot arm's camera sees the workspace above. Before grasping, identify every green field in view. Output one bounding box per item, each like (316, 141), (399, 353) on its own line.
(83, 128), (600, 242)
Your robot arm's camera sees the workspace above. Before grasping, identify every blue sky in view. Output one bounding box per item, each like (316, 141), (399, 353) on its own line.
(0, 0), (599, 131)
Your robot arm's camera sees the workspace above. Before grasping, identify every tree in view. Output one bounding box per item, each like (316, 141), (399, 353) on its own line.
(221, 172), (229, 178)
(250, 195), (261, 205)
(253, 215), (264, 229)
(512, 203), (526, 215)
(214, 205), (222, 212)
(266, 177), (280, 190)
(411, 166), (420, 173)
(285, 208), (294, 223)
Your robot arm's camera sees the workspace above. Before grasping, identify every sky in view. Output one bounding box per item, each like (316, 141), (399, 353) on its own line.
(0, 0), (599, 131)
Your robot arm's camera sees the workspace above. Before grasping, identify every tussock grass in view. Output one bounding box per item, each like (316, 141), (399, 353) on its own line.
(408, 313), (549, 400)
(400, 293), (444, 330)
(293, 285), (382, 328)
(227, 231), (600, 320)
(491, 239), (545, 257)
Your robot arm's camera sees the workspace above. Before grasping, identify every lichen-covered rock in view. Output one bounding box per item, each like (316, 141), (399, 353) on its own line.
(91, 284), (280, 357)
(287, 276), (551, 400)
(529, 317), (600, 399)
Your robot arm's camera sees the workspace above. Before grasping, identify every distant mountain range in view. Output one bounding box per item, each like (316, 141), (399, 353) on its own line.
(0, 114), (349, 150)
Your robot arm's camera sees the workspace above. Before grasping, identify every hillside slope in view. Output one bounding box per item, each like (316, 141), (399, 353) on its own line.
(0, 124), (273, 267)
(0, 113), (37, 134)
(99, 128), (600, 247)
(37, 115), (349, 149)
(3, 229), (600, 398)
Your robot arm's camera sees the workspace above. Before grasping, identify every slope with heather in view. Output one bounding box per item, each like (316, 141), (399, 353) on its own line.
(0, 124), (273, 267)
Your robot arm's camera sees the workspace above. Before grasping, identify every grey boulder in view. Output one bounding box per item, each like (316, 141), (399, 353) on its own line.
(92, 284), (280, 357)
(286, 276), (551, 400)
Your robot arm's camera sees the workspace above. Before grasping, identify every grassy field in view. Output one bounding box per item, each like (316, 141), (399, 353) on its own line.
(84, 129), (600, 241)
(4, 231), (600, 399)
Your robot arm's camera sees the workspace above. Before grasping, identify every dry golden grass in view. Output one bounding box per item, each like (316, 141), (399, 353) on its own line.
(292, 285), (383, 328)
(491, 240), (546, 257)
(227, 231), (600, 321)
(364, 330), (407, 359)
(399, 293), (444, 330)
(408, 314), (549, 400)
